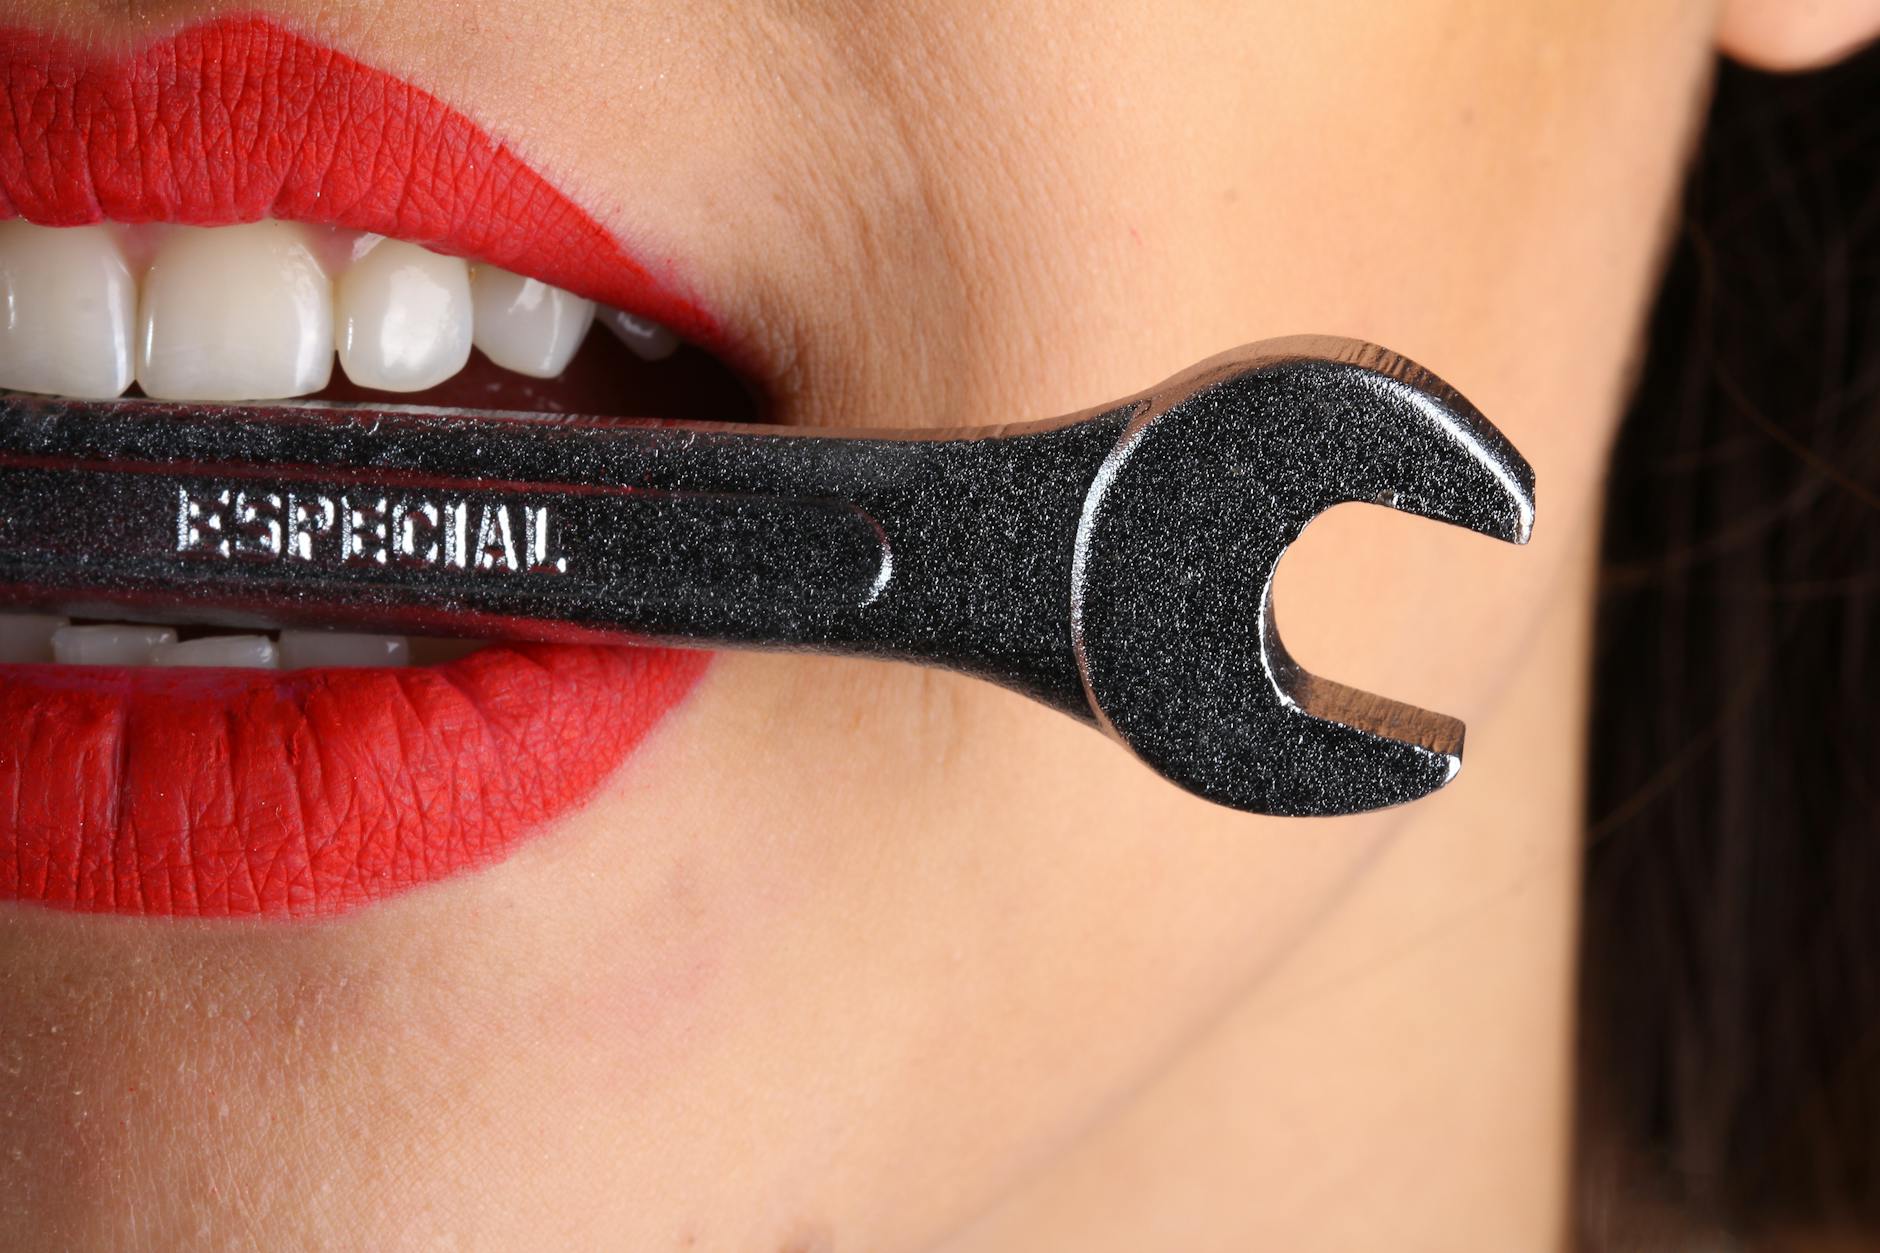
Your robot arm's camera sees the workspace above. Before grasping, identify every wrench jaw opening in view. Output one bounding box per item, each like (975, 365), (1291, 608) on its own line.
(1067, 337), (1534, 817)
(1254, 595), (1465, 811)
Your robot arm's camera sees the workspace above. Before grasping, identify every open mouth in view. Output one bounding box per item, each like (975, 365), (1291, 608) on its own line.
(0, 215), (757, 669)
(0, 16), (758, 919)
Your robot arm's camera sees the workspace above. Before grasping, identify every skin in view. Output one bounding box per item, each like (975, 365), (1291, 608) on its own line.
(1, 1), (1875, 1248)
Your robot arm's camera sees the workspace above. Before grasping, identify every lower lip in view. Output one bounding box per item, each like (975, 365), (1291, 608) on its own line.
(0, 16), (727, 918)
(0, 645), (710, 918)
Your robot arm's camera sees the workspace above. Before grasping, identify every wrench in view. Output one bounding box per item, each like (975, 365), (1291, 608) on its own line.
(0, 335), (1534, 816)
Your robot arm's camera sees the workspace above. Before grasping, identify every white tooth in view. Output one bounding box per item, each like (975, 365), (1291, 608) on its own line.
(136, 220), (334, 401)
(277, 630), (410, 669)
(470, 265), (595, 378)
(149, 635), (280, 669)
(0, 221), (136, 398)
(51, 623), (177, 667)
(599, 307), (679, 361)
(0, 613), (69, 663)
(338, 240), (473, 392)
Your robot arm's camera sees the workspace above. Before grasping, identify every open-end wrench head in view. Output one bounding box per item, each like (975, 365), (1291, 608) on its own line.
(1068, 336), (1535, 816)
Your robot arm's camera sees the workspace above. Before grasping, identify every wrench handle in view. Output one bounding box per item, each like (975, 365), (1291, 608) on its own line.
(0, 396), (1128, 716)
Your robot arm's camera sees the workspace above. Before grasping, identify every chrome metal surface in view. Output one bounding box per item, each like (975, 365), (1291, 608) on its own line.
(0, 335), (1534, 816)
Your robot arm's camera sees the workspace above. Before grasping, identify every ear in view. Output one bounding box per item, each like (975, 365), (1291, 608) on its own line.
(1717, 0), (1880, 70)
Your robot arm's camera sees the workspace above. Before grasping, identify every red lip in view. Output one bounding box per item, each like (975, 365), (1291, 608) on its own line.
(0, 16), (718, 917)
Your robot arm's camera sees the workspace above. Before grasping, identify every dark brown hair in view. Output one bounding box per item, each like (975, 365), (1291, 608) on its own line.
(1576, 41), (1880, 1250)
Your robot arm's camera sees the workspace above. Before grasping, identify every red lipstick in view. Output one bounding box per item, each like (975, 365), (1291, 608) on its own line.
(0, 15), (719, 347)
(0, 17), (718, 918)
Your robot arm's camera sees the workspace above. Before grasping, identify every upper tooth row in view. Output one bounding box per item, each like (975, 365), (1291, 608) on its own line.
(0, 220), (681, 402)
(0, 614), (414, 669)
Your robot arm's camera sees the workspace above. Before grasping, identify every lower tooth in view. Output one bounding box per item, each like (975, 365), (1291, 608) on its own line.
(277, 630), (410, 669)
(0, 613), (69, 663)
(51, 624), (178, 666)
(149, 635), (280, 670)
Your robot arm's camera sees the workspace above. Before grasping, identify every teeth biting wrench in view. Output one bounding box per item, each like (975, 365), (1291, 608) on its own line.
(0, 335), (1534, 816)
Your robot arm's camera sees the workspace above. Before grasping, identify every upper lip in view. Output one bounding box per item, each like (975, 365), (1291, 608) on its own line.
(0, 12), (753, 384)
